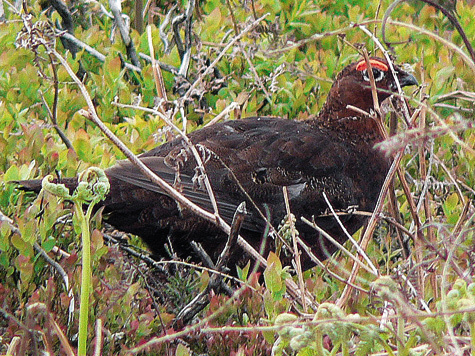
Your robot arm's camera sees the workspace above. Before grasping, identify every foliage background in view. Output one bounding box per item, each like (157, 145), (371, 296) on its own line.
(0, 0), (474, 355)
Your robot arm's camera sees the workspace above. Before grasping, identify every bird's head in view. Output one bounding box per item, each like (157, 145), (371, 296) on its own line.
(320, 57), (418, 121)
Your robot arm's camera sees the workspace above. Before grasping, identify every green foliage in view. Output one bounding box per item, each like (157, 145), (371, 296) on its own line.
(0, 0), (474, 354)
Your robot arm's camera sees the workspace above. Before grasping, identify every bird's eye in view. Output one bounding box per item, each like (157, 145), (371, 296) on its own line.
(362, 68), (385, 82)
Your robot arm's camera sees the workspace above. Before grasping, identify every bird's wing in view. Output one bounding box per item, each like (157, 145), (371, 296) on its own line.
(106, 117), (357, 231)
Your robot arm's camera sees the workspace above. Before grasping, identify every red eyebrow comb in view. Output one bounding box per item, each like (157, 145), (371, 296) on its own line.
(356, 59), (389, 72)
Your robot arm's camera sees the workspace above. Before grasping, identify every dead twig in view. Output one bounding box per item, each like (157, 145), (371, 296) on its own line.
(147, 25), (168, 113)
(40, 51), (75, 151)
(109, 0), (141, 68)
(175, 202), (245, 326)
(48, 0), (79, 56)
(215, 202), (246, 272)
(282, 187), (306, 312)
(301, 217), (377, 276)
(59, 31), (142, 72)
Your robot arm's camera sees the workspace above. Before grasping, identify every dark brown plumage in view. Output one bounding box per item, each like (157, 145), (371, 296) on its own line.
(18, 57), (418, 271)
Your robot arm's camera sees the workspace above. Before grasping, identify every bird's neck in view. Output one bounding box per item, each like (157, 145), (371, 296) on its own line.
(308, 86), (386, 144)
(307, 106), (385, 145)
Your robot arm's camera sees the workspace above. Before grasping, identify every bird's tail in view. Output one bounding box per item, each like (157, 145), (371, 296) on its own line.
(14, 177), (79, 194)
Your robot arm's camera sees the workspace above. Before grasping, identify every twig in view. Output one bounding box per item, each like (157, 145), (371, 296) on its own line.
(440, 227), (469, 355)
(433, 103), (475, 113)
(59, 32), (142, 72)
(362, 49), (383, 121)
(40, 50), (75, 151)
(109, 0), (141, 68)
(48, 0), (79, 56)
(158, 4), (177, 53)
(172, 13), (186, 59)
(178, 0), (195, 77)
(127, 285), (251, 355)
(381, 0), (404, 54)
(93, 318), (103, 356)
(133, 0), (143, 33)
(268, 20), (380, 55)
(147, 25), (167, 113)
(301, 217), (377, 276)
(174, 285), (211, 327)
(190, 241), (217, 270)
(27, 303), (76, 356)
(282, 187), (306, 312)
(215, 201), (246, 272)
(102, 232), (249, 286)
(40, 92), (74, 151)
(386, 19), (475, 73)
(138, 52), (179, 75)
(336, 153), (400, 308)
(322, 191), (379, 275)
(142, 104), (222, 216)
(202, 101), (239, 127)
(225, 0), (239, 35)
(417, 73), (438, 301)
(241, 44), (272, 105)
(175, 203), (245, 326)
(358, 25), (413, 123)
(295, 231), (369, 293)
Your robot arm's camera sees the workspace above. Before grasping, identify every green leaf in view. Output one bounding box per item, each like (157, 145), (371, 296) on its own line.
(4, 165), (20, 181)
(175, 343), (191, 356)
(236, 260), (250, 281)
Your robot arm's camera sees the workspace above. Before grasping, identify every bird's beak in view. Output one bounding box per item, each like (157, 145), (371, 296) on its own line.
(398, 71), (418, 87)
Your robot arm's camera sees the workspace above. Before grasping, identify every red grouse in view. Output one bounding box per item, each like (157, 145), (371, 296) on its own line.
(18, 57), (417, 270)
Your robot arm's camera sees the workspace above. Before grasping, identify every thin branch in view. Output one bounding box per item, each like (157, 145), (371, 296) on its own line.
(147, 25), (168, 113)
(240, 44), (272, 105)
(202, 101), (239, 127)
(59, 32), (142, 72)
(359, 25), (413, 123)
(336, 152), (400, 308)
(175, 203), (245, 326)
(282, 187), (306, 312)
(39, 91), (74, 151)
(268, 20), (381, 55)
(138, 52), (179, 75)
(127, 285), (251, 355)
(178, 0), (195, 77)
(295, 230), (369, 293)
(93, 318), (103, 356)
(322, 191), (379, 275)
(215, 201), (246, 272)
(40, 53), (75, 151)
(48, 0), (79, 56)
(159, 4), (177, 53)
(109, 0), (141, 68)
(301, 217), (377, 276)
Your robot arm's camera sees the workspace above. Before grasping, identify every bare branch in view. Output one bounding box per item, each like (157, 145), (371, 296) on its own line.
(109, 0), (141, 68)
